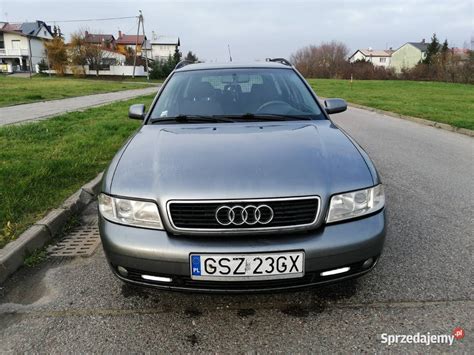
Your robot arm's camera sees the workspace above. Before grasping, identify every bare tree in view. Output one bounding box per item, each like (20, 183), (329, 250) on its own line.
(69, 30), (88, 75)
(44, 37), (68, 75)
(85, 45), (105, 77)
(69, 29), (107, 77)
(291, 41), (349, 78)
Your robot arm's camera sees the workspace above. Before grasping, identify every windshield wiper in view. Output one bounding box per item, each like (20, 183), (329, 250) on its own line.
(150, 115), (236, 124)
(215, 113), (313, 121)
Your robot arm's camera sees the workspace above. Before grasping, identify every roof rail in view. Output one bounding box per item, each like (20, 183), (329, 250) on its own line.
(265, 58), (292, 66)
(175, 60), (194, 70)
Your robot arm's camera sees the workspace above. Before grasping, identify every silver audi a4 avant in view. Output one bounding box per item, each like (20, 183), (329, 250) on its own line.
(98, 58), (386, 292)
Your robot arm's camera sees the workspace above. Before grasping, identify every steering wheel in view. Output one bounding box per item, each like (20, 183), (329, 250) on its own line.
(256, 100), (291, 114)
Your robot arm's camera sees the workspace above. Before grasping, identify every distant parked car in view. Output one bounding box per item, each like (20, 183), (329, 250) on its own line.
(98, 58), (386, 292)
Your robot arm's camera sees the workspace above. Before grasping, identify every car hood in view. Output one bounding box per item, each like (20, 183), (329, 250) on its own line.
(109, 121), (374, 202)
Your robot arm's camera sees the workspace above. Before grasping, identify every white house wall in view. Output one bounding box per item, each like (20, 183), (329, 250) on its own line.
(29, 37), (46, 66)
(147, 44), (176, 61)
(368, 56), (391, 68)
(2, 32), (48, 68)
(35, 25), (53, 40)
(3, 33), (30, 56)
(349, 50), (391, 68)
(349, 51), (366, 62)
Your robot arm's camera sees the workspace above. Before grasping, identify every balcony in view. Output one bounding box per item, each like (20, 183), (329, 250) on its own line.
(0, 48), (30, 56)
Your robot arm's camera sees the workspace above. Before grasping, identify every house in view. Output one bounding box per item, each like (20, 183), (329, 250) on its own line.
(143, 32), (180, 61)
(390, 40), (429, 73)
(99, 48), (126, 66)
(451, 47), (470, 60)
(84, 31), (116, 49)
(349, 48), (393, 68)
(0, 20), (53, 73)
(116, 31), (146, 55)
(77, 32), (125, 67)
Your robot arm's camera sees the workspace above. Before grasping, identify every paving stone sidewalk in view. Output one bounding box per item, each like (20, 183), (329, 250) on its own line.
(0, 86), (159, 126)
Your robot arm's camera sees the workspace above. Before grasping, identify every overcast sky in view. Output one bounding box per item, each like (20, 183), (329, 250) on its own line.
(1, 0), (472, 61)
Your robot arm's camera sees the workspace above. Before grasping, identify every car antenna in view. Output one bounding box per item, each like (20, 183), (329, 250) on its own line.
(228, 44), (233, 62)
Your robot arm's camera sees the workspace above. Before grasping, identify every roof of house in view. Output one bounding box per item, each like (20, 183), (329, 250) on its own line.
(349, 48), (392, 59)
(407, 42), (429, 51)
(451, 47), (469, 54)
(85, 33), (115, 44)
(0, 20), (53, 37)
(360, 49), (392, 57)
(116, 34), (145, 45)
(1, 23), (21, 32)
(101, 48), (125, 56)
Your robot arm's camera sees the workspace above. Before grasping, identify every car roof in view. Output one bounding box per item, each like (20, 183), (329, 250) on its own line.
(174, 61), (293, 72)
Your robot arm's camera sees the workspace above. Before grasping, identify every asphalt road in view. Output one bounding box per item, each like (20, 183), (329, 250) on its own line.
(0, 86), (158, 126)
(0, 107), (473, 352)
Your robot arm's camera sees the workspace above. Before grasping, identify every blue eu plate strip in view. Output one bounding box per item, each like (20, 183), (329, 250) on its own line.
(191, 255), (201, 276)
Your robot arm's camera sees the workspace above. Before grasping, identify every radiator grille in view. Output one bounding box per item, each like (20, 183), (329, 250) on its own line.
(168, 197), (319, 231)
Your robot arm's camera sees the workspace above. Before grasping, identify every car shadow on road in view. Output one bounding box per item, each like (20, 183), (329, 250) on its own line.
(119, 276), (359, 318)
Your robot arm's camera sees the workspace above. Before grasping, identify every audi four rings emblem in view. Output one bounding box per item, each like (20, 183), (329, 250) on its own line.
(215, 205), (274, 226)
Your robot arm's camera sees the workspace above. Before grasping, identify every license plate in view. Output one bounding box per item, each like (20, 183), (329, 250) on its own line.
(190, 251), (304, 281)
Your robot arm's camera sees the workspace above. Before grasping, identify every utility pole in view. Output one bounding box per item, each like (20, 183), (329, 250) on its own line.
(140, 10), (149, 81)
(132, 11), (141, 78)
(46, 52), (52, 77)
(27, 36), (33, 78)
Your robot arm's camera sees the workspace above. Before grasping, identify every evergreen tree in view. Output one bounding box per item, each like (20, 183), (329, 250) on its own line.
(173, 46), (182, 65)
(185, 51), (198, 62)
(149, 55), (177, 79)
(441, 39), (449, 54)
(423, 33), (440, 64)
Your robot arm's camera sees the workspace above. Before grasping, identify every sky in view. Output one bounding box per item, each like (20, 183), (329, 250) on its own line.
(1, 0), (473, 61)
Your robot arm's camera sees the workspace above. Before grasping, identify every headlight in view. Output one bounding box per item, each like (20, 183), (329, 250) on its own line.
(98, 193), (163, 230)
(326, 184), (385, 223)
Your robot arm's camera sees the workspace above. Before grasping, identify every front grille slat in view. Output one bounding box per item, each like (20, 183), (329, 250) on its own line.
(168, 197), (319, 231)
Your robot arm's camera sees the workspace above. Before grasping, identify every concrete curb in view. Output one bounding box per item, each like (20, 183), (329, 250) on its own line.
(346, 102), (473, 138)
(0, 172), (103, 284)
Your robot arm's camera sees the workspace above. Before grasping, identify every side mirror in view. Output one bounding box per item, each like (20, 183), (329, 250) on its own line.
(128, 104), (145, 120)
(324, 98), (347, 115)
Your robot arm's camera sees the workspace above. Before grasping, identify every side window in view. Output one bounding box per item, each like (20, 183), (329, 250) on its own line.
(284, 71), (317, 112)
(154, 75), (189, 117)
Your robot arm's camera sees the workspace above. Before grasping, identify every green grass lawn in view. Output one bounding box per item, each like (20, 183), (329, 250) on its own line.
(0, 75), (156, 107)
(0, 95), (154, 248)
(308, 79), (474, 130)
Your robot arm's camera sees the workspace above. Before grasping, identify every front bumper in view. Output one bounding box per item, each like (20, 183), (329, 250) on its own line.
(99, 210), (386, 292)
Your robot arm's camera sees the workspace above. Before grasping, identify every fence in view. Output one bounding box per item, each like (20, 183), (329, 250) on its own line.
(42, 65), (147, 77)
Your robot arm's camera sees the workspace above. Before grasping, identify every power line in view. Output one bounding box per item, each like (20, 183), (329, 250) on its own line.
(119, 19), (140, 35)
(43, 16), (138, 23)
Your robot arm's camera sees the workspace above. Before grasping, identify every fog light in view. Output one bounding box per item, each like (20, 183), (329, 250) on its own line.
(117, 266), (128, 277)
(141, 275), (173, 283)
(320, 266), (350, 277)
(362, 258), (374, 269)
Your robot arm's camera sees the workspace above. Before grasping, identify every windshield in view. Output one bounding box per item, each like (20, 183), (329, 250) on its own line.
(149, 68), (323, 121)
